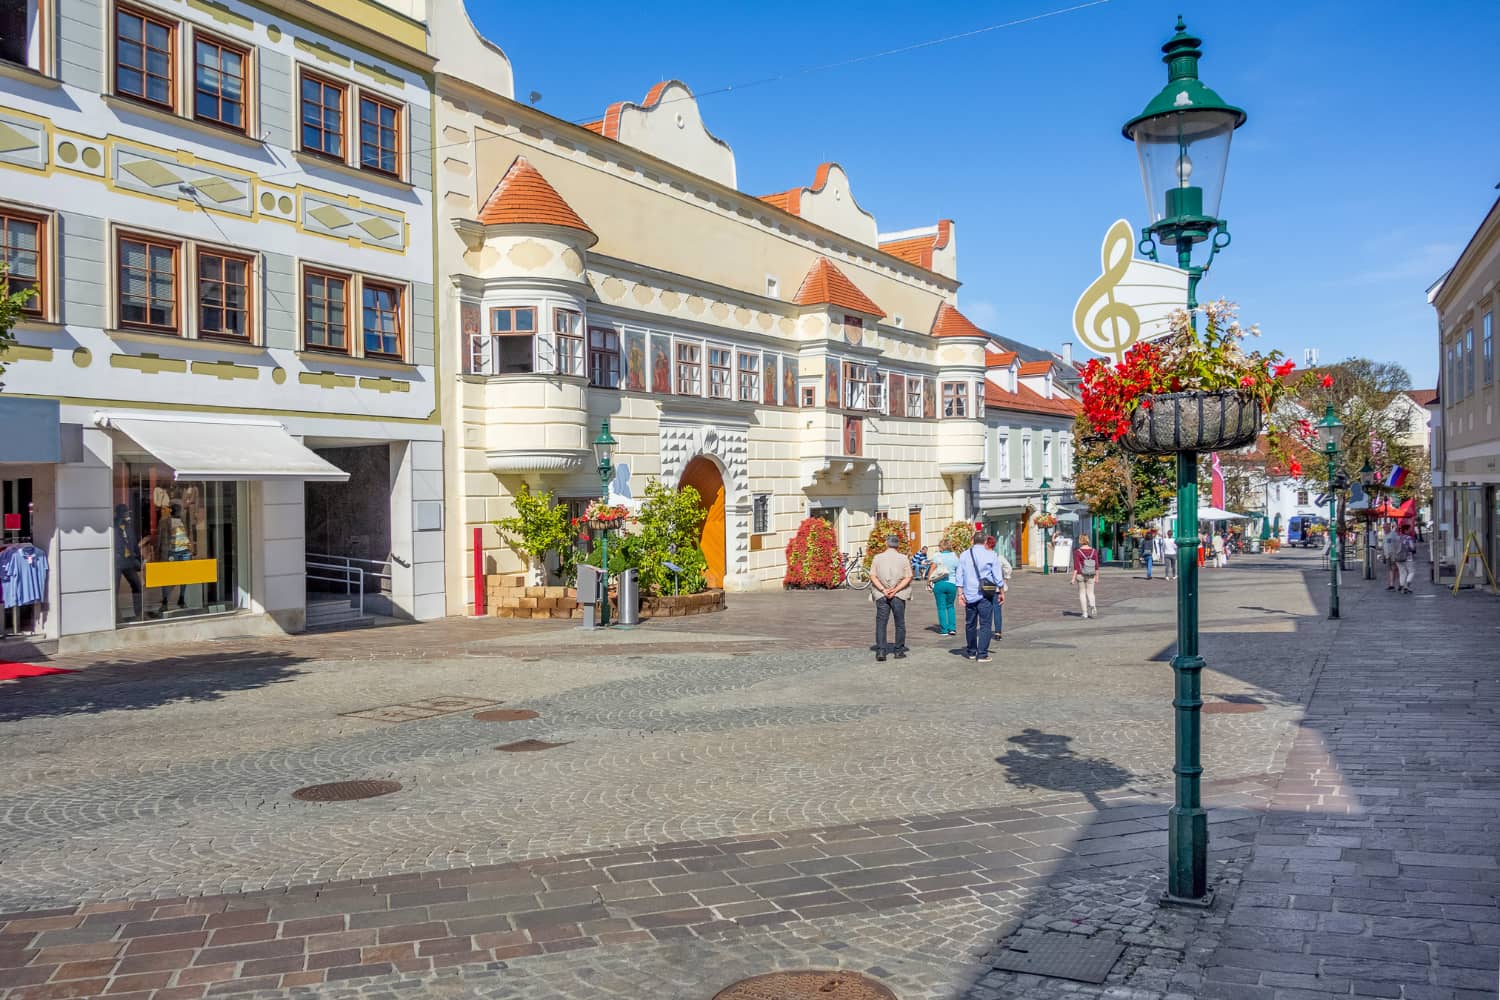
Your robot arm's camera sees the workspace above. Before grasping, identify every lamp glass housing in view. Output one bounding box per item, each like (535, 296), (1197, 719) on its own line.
(1317, 405), (1345, 453)
(1132, 109), (1237, 229)
(592, 421), (617, 472)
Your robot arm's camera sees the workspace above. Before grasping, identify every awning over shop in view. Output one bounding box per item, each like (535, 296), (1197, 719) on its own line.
(95, 414), (349, 482)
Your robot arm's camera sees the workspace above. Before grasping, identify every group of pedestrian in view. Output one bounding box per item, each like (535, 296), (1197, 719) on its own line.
(869, 531), (1016, 663)
(1381, 522), (1418, 594)
(1142, 531), (1178, 580)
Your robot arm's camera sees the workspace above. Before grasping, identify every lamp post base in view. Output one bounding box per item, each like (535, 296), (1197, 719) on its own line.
(1160, 886), (1217, 910)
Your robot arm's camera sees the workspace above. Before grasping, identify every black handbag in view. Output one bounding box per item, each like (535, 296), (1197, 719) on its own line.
(970, 551), (998, 596)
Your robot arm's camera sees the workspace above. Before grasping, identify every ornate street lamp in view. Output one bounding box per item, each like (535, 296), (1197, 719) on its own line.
(1039, 477), (1052, 575)
(593, 420), (618, 626)
(1126, 17), (1246, 318)
(1318, 405), (1345, 619)
(1360, 459), (1375, 581)
(1124, 16), (1245, 906)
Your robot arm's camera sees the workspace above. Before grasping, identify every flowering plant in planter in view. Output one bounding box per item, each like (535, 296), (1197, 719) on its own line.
(1033, 513), (1059, 530)
(1079, 301), (1301, 459)
(573, 501), (629, 531)
(942, 521), (977, 553)
(784, 517), (841, 589)
(1128, 526), (1152, 539)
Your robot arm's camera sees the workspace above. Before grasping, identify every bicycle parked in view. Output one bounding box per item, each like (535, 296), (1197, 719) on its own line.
(837, 547), (871, 590)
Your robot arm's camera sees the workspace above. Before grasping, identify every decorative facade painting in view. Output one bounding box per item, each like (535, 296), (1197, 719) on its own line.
(783, 356), (797, 407)
(923, 377), (938, 420)
(888, 373), (906, 417)
(763, 353), (778, 406)
(623, 329), (647, 391)
(651, 334), (671, 394)
(825, 361), (840, 413)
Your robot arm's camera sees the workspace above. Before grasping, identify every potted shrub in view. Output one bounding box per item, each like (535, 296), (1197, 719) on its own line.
(1080, 301), (1298, 459)
(864, 518), (911, 567)
(784, 517), (840, 589)
(942, 521), (977, 553)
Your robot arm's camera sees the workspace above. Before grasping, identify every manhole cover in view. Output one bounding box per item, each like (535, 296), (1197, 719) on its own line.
(474, 709), (540, 722)
(991, 931), (1124, 984)
(496, 739), (570, 752)
(712, 971), (897, 999)
(292, 779), (402, 802)
(1202, 701), (1264, 714)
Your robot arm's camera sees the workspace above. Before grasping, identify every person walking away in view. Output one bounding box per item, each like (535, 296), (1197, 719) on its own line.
(910, 545), (930, 583)
(1072, 535), (1101, 618)
(984, 535), (1012, 640)
(954, 530), (1002, 662)
(1163, 532), (1178, 580)
(1381, 526), (1400, 590)
(1197, 531), (1207, 568)
(1145, 531), (1164, 580)
(869, 534), (914, 662)
(1396, 523), (1417, 593)
(928, 540), (958, 636)
(1211, 531), (1226, 569)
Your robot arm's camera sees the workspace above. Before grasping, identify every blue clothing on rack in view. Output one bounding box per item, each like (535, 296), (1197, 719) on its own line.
(1, 544), (48, 609)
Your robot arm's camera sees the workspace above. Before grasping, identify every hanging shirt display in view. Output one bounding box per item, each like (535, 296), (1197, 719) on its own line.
(0, 544), (49, 609)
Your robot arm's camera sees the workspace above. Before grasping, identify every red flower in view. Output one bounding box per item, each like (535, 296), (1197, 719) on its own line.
(1288, 460), (1302, 477)
(1240, 374), (1255, 387)
(1273, 360), (1296, 377)
(1320, 374), (1334, 388)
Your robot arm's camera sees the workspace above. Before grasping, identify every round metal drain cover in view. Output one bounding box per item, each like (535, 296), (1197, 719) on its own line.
(1202, 701), (1264, 714)
(712, 971), (897, 999)
(292, 779), (401, 802)
(474, 709), (540, 722)
(496, 739), (570, 752)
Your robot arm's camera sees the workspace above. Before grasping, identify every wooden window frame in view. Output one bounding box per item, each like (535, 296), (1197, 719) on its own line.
(553, 307), (584, 377)
(302, 266), (350, 354)
(115, 4), (177, 111)
(194, 247), (252, 341)
(0, 208), (47, 318)
(361, 279), (404, 359)
(1, 0), (51, 74)
(676, 341), (703, 396)
(707, 345), (732, 400)
(843, 361), (876, 411)
(485, 304), (536, 374)
(357, 91), (402, 178)
(116, 231), (180, 334)
(190, 32), (249, 134)
(299, 70), (347, 163)
(588, 325), (621, 389)
(942, 381), (968, 419)
(736, 351), (760, 403)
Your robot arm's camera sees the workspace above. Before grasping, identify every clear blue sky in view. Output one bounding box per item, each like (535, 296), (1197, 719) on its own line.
(469, 1), (1500, 390)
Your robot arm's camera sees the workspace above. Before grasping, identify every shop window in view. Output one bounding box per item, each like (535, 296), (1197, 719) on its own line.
(116, 5), (176, 109)
(589, 326), (620, 388)
(553, 308), (583, 376)
(487, 305), (535, 373)
(0, 0), (44, 70)
(118, 233), (179, 332)
(708, 346), (732, 399)
(737, 352), (759, 402)
(300, 72), (345, 160)
(302, 268), (348, 352)
(192, 35), (246, 132)
(358, 93), (401, 176)
(112, 460), (243, 624)
(752, 494), (770, 534)
(0, 210), (44, 317)
(942, 381), (968, 418)
(196, 249), (250, 339)
(362, 281), (402, 358)
(676, 342), (702, 396)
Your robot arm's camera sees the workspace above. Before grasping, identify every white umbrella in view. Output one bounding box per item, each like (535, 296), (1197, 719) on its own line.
(1196, 505), (1249, 521)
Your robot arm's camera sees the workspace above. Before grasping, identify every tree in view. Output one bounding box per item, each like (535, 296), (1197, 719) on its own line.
(0, 265), (36, 390)
(1071, 413), (1176, 544)
(1287, 359), (1427, 501)
(493, 484), (572, 585)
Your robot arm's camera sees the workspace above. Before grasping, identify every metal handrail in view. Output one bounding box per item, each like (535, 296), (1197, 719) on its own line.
(306, 552), (392, 588)
(306, 559), (364, 619)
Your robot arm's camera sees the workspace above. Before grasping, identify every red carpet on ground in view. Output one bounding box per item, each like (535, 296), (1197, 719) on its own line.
(0, 661), (73, 681)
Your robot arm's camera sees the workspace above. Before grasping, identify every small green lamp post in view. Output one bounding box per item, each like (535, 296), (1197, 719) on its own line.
(592, 420), (618, 626)
(1124, 16), (1245, 905)
(1318, 405), (1345, 619)
(1360, 459), (1375, 580)
(1039, 477), (1052, 575)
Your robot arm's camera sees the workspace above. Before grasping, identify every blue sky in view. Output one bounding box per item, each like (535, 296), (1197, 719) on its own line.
(469, 1), (1500, 389)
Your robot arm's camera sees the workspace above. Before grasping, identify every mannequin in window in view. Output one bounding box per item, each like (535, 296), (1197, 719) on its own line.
(114, 504), (143, 622)
(155, 499), (192, 615)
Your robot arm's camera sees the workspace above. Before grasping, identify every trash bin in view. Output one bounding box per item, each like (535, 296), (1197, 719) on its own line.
(616, 568), (640, 626)
(576, 564), (602, 629)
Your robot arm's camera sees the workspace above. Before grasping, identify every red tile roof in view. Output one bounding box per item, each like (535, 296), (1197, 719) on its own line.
(985, 350), (1018, 368)
(879, 220), (952, 269)
(984, 382), (1080, 418)
(792, 257), (885, 318)
(758, 163), (837, 218)
(931, 302), (985, 339)
(581, 81), (676, 140)
(477, 156), (595, 239)
(1018, 360), (1053, 376)
(1406, 388), (1438, 407)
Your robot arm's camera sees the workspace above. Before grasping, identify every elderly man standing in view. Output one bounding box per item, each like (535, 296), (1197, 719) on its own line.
(954, 529), (1002, 663)
(870, 534), (915, 662)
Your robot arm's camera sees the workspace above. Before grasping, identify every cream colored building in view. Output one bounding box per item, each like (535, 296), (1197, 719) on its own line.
(430, 8), (988, 602)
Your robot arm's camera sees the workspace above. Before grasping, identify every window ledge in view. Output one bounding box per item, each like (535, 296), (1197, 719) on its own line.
(294, 350), (416, 373)
(291, 151), (412, 193)
(106, 328), (267, 354)
(12, 318), (63, 333)
(0, 60), (61, 89)
(100, 94), (267, 152)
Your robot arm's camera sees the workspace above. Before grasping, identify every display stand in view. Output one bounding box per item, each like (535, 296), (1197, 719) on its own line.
(1450, 532), (1498, 595)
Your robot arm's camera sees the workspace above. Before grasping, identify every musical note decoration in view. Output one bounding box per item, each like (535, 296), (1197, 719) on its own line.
(1072, 219), (1189, 364)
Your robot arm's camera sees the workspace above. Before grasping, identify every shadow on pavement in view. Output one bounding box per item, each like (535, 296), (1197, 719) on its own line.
(996, 728), (1133, 810)
(0, 651), (309, 721)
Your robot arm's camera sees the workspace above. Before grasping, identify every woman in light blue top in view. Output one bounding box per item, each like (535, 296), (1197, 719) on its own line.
(929, 539), (961, 636)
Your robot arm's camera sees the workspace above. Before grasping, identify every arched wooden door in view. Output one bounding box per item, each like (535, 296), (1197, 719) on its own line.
(679, 457), (726, 588)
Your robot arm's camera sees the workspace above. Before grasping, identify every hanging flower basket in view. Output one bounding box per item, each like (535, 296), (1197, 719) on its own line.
(586, 517), (623, 532)
(1033, 513), (1059, 530)
(1119, 390), (1263, 456)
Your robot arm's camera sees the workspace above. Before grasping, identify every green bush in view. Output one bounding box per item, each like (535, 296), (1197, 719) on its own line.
(582, 480), (709, 595)
(493, 485), (572, 583)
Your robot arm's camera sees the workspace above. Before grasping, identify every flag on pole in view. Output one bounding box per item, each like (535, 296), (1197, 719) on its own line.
(1384, 465), (1408, 489)
(1211, 452), (1226, 510)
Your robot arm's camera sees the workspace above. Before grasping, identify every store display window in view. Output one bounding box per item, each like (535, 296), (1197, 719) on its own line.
(112, 457), (245, 624)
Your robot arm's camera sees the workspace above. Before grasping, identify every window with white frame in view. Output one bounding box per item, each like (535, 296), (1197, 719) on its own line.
(843, 361), (877, 410)
(752, 494), (771, 534)
(553, 308), (583, 376)
(1484, 311), (1494, 386)
(998, 433), (1011, 480)
(1466, 328), (1476, 398)
(1, 0), (46, 71)
(736, 351), (759, 402)
(907, 377), (923, 417)
(1042, 437), (1053, 479)
(942, 381), (968, 418)
(1446, 344), (1455, 402)
(982, 435), (994, 481)
(708, 346), (732, 399)
(676, 341), (702, 396)
(1023, 435), (1034, 479)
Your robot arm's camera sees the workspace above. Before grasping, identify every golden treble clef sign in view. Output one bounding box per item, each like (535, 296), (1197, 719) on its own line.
(1071, 219), (1189, 364)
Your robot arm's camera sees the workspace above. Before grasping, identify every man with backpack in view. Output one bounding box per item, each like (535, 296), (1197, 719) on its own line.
(1071, 535), (1101, 619)
(1395, 522), (1418, 594)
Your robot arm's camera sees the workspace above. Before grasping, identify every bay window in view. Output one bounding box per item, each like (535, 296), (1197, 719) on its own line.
(942, 381), (968, 418)
(553, 308), (583, 376)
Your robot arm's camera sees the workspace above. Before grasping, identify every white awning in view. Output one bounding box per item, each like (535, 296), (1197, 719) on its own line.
(95, 414), (348, 482)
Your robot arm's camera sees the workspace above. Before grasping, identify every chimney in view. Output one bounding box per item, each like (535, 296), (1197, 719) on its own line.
(1061, 342), (1073, 367)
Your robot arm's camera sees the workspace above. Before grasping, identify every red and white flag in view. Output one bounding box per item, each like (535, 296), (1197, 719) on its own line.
(1210, 452), (1225, 510)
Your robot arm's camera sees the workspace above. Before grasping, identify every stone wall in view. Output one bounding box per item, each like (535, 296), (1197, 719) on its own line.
(484, 575), (724, 620)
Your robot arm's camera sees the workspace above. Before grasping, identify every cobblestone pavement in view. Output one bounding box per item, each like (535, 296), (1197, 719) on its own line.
(2, 552), (1482, 999)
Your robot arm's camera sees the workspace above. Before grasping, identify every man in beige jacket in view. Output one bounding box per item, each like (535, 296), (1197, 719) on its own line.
(870, 534), (915, 662)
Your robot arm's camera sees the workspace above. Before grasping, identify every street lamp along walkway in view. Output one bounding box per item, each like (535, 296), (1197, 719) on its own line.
(1317, 405), (1346, 620)
(592, 420), (618, 626)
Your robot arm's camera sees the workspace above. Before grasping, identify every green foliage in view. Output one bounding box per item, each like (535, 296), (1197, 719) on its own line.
(0, 265), (36, 390)
(1071, 413), (1175, 530)
(583, 480), (709, 595)
(493, 485), (572, 582)
(864, 518), (910, 567)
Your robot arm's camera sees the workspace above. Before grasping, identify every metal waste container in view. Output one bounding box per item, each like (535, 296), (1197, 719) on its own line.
(576, 564), (602, 629)
(616, 568), (640, 626)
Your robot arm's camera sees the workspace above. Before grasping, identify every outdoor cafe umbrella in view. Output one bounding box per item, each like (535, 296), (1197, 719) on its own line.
(1195, 505), (1250, 521)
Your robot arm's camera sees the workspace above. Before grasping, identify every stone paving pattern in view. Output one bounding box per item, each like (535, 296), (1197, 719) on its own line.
(0, 554), (1493, 999)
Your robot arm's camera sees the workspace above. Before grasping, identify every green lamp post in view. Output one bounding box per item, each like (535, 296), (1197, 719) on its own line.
(1039, 477), (1052, 575)
(1318, 406), (1345, 619)
(592, 420), (618, 626)
(1124, 16), (1245, 905)
(1360, 459), (1376, 581)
